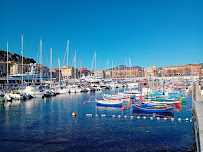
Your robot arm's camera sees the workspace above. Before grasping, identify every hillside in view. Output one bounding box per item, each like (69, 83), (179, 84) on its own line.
(0, 50), (36, 64)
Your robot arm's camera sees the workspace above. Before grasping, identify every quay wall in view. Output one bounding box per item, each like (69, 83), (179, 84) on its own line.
(193, 81), (203, 152)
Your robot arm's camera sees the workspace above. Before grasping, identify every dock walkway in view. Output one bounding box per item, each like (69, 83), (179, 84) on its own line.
(194, 82), (203, 152)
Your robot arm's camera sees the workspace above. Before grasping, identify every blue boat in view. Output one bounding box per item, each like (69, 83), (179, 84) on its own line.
(96, 99), (123, 107)
(132, 103), (174, 113)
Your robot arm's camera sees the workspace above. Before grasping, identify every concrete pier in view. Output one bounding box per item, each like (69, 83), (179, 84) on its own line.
(193, 82), (203, 152)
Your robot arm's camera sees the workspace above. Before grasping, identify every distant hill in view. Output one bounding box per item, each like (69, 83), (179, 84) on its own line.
(0, 50), (36, 64)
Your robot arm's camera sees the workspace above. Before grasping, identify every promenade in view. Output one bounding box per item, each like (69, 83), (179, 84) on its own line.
(193, 81), (203, 152)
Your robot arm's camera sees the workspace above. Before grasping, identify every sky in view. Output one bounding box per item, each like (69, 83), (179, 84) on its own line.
(0, 0), (203, 70)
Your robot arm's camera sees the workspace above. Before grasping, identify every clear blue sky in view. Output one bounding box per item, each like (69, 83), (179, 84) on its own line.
(0, 0), (203, 70)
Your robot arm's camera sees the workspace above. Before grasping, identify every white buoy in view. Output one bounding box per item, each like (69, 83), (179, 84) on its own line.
(131, 116), (134, 119)
(164, 117), (167, 120)
(157, 117), (160, 120)
(101, 114), (106, 117)
(190, 119), (192, 122)
(171, 118), (174, 121)
(150, 117), (153, 120)
(124, 115), (127, 118)
(178, 118), (181, 122)
(96, 114), (98, 117)
(86, 114), (92, 117)
(112, 115), (115, 118)
(143, 116), (146, 119)
(118, 115), (121, 118)
(137, 116), (140, 119)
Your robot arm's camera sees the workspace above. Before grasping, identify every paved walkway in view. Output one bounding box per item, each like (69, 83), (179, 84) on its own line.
(194, 82), (203, 152)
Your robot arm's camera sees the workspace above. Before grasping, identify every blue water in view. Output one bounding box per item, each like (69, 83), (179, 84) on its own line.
(0, 90), (195, 151)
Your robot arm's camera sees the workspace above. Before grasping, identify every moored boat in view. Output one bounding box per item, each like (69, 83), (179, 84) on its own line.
(132, 103), (174, 113)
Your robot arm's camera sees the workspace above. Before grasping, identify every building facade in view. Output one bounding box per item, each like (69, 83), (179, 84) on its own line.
(163, 64), (201, 76)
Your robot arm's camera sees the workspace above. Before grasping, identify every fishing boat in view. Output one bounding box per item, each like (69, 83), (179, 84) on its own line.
(96, 99), (123, 107)
(103, 94), (130, 103)
(132, 103), (174, 113)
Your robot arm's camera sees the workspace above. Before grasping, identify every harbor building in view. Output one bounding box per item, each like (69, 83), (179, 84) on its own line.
(79, 68), (91, 77)
(91, 70), (105, 78)
(163, 64), (201, 76)
(112, 68), (142, 78)
(52, 66), (78, 81)
(0, 61), (12, 77)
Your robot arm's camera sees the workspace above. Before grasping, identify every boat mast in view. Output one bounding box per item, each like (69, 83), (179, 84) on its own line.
(80, 55), (81, 78)
(50, 48), (52, 81)
(125, 59), (127, 79)
(95, 52), (96, 71)
(21, 35), (23, 86)
(129, 57), (131, 80)
(112, 60), (113, 79)
(67, 40), (69, 82)
(40, 40), (42, 85)
(74, 50), (76, 85)
(6, 41), (8, 84)
(58, 58), (60, 85)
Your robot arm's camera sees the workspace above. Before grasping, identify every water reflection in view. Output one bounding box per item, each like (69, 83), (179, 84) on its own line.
(132, 109), (174, 118)
(96, 106), (121, 111)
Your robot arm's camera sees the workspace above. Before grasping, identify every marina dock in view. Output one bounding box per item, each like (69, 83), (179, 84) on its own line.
(193, 81), (203, 152)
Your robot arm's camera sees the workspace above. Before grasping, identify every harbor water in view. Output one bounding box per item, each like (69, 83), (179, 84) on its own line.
(0, 89), (195, 151)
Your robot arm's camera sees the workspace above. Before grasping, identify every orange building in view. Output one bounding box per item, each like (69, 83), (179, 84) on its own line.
(163, 64), (201, 76)
(112, 69), (141, 78)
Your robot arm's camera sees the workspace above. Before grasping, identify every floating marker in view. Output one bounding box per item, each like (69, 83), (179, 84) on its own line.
(112, 115), (115, 118)
(121, 107), (125, 111)
(137, 116), (140, 119)
(190, 119), (192, 122)
(178, 118), (181, 122)
(150, 117), (153, 120)
(83, 102), (86, 105)
(118, 115), (121, 118)
(186, 118), (189, 122)
(72, 112), (76, 117)
(157, 117), (160, 120)
(131, 116), (134, 119)
(86, 114), (92, 117)
(124, 115), (127, 118)
(171, 118), (174, 121)
(96, 114), (98, 117)
(164, 117), (167, 120)
(143, 116), (146, 119)
(101, 114), (106, 117)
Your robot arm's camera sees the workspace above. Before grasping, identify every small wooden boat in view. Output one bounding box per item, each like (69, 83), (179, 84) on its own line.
(96, 99), (123, 107)
(132, 103), (174, 113)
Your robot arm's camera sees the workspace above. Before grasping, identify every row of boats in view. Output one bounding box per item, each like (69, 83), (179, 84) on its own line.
(0, 81), (139, 102)
(96, 83), (190, 113)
